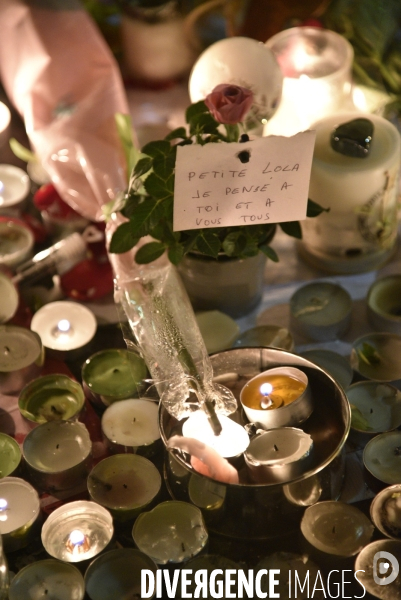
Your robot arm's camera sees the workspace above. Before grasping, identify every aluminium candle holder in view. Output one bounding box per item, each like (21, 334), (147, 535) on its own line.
(370, 484), (401, 541)
(367, 275), (401, 334)
(8, 559), (85, 600)
(160, 346), (350, 540)
(0, 325), (44, 395)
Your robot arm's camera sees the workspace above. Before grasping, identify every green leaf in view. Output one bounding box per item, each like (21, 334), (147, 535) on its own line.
(141, 140), (171, 159)
(350, 404), (374, 432)
(165, 127), (188, 141)
(307, 199), (330, 217)
(222, 232), (246, 257)
(109, 222), (138, 254)
(280, 221), (302, 239)
(115, 113), (140, 178)
(129, 198), (163, 236)
(186, 100), (208, 123)
(190, 113), (220, 136)
(357, 342), (381, 365)
(144, 172), (174, 201)
(133, 157), (153, 178)
(135, 241), (166, 264)
(9, 138), (36, 163)
(260, 244), (279, 262)
(168, 244), (185, 265)
(195, 231), (221, 258)
(152, 151), (176, 180)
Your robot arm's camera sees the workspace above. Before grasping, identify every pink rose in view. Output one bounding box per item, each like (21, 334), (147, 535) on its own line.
(204, 84), (254, 125)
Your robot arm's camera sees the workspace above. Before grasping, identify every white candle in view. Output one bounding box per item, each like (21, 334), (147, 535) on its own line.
(348, 381), (401, 434)
(0, 165), (30, 214)
(370, 484), (401, 540)
(101, 398), (160, 454)
(30, 301), (97, 355)
(351, 332), (401, 383)
(245, 427), (313, 484)
(0, 272), (18, 324)
(367, 275), (401, 335)
(132, 501), (208, 565)
(0, 477), (40, 552)
(41, 500), (114, 563)
(364, 431), (401, 485)
(0, 218), (34, 268)
(8, 559), (85, 600)
(182, 410), (249, 458)
(0, 103), (11, 148)
(0, 325), (43, 395)
(195, 310), (240, 355)
(23, 420), (92, 493)
(301, 501), (374, 557)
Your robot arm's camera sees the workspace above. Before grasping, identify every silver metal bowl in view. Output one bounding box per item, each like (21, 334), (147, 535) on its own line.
(159, 347), (350, 540)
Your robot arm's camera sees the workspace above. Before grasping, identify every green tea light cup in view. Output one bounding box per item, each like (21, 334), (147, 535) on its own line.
(0, 433), (21, 477)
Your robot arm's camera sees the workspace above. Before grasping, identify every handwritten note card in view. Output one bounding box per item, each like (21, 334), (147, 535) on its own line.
(173, 130), (316, 231)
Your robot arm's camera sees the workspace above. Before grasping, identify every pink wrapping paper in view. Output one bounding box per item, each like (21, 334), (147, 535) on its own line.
(0, 0), (129, 221)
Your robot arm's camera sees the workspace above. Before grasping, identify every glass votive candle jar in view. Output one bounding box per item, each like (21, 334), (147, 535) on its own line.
(300, 501), (374, 570)
(84, 548), (157, 600)
(23, 420), (92, 494)
(8, 559), (85, 600)
(0, 325), (44, 395)
(240, 366), (312, 429)
(82, 349), (148, 409)
(347, 381), (401, 446)
(0, 217), (34, 268)
(18, 374), (85, 427)
(350, 332), (401, 385)
(101, 398), (161, 456)
(367, 275), (401, 334)
(0, 476), (41, 552)
(87, 454), (161, 522)
(0, 433), (22, 478)
(363, 431), (401, 489)
(370, 484), (401, 540)
(244, 427), (314, 484)
(290, 281), (352, 342)
(132, 501), (208, 565)
(41, 500), (114, 563)
(354, 539), (401, 599)
(299, 112), (401, 274)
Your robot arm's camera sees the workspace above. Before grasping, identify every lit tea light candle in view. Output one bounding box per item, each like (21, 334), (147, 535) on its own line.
(101, 398), (161, 455)
(82, 349), (148, 408)
(84, 548), (157, 600)
(0, 271), (18, 324)
(88, 454), (161, 521)
(8, 559), (85, 600)
(0, 433), (22, 478)
(300, 501), (374, 563)
(351, 332), (401, 384)
(23, 420), (92, 494)
(244, 427), (314, 484)
(363, 431), (401, 487)
(30, 301), (97, 358)
(0, 217), (34, 269)
(18, 374), (85, 426)
(132, 501), (208, 565)
(41, 500), (114, 563)
(355, 540), (401, 599)
(0, 476), (41, 552)
(370, 484), (401, 540)
(240, 366), (312, 429)
(0, 325), (44, 394)
(290, 281), (352, 342)
(367, 275), (401, 335)
(182, 410), (249, 458)
(0, 165), (30, 215)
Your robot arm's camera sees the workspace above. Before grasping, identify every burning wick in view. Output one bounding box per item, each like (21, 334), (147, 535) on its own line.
(260, 383), (273, 409)
(0, 498), (8, 522)
(66, 529), (90, 554)
(52, 319), (73, 338)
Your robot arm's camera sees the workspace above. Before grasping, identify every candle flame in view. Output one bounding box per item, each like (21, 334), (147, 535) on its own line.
(0, 498), (8, 522)
(69, 529), (85, 546)
(66, 529), (89, 554)
(260, 382), (273, 409)
(57, 319), (71, 333)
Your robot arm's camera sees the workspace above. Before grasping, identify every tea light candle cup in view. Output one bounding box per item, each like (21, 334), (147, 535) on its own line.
(84, 548), (157, 600)
(23, 420), (92, 494)
(290, 281), (352, 342)
(132, 501), (208, 565)
(367, 275), (401, 334)
(87, 454), (161, 522)
(41, 500), (114, 563)
(0, 102), (11, 148)
(240, 366), (312, 430)
(30, 301), (97, 360)
(354, 539), (401, 599)
(347, 381), (401, 446)
(0, 165), (30, 215)
(0, 325), (44, 394)
(363, 431), (401, 489)
(370, 484), (401, 540)
(234, 325), (294, 352)
(244, 427), (314, 484)
(300, 501), (374, 571)
(300, 349), (353, 390)
(8, 559), (85, 600)
(0, 476), (41, 552)
(350, 332), (401, 384)
(182, 410), (250, 458)
(195, 310), (239, 355)
(18, 374), (85, 427)
(101, 398), (161, 456)
(0, 433), (22, 478)
(82, 349), (148, 408)
(0, 271), (18, 324)
(0, 217), (34, 269)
